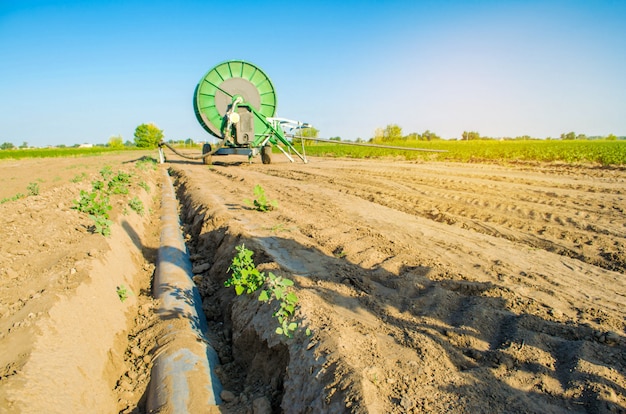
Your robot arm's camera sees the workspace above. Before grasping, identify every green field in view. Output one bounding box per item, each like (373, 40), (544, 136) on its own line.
(3, 140), (625, 166)
(298, 139), (626, 166)
(0, 147), (136, 160)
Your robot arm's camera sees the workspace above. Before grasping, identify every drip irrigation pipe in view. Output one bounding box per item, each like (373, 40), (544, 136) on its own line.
(146, 168), (222, 413)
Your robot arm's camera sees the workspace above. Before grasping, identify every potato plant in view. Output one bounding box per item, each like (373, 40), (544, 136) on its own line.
(72, 162), (151, 236)
(245, 185), (277, 212)
(225, 244), (300, 338)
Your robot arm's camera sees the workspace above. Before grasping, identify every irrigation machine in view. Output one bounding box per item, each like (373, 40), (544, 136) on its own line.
(158, 60), (444, 164)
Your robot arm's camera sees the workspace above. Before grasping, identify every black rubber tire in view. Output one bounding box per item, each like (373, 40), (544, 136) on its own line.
(202, 143), (213, 165)
(261, 146), (272, 165)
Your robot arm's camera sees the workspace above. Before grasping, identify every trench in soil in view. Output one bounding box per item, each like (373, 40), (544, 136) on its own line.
(170, 168), (374, 413)
(172, 171), (302, 413)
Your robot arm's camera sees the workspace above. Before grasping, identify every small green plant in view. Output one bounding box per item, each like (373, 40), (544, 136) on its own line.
(136, 157), (158, 171)
(225, 244), (300, 338)
(265, 223), (292, 233)
(245, 185), (277, 212)
(73, 189), (112, 217)
(91, 179), (105, 191)
(93, 215), (113, 236)
(26, 182), (40, 196)
(258, 273), (299, 337)
(128, 197), (144, 215)
(107, 171), (132, 194)
(138, 181), (150, 193)
(72, 166), (150, 237)
(73, 189), (112, 236)
(0, 193), (25, 204)
(100, 165), (113, 180)
(70, 172), (87, 183)
(225, 244), (266, 295)
(116, 285), (130, 302)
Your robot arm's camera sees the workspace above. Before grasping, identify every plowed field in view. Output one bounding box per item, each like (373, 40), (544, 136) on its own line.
(1, 151), (625, 413)
(169, 154), (626, 413)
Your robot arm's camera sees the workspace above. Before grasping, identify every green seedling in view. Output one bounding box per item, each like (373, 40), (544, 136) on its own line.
(72, 166), (151, 237)
(74, 189), (112, 217)
(225, 244), (301, 338)
(116, 285), (130, 302)
(128, 197), (144, 215)
(258, 272), (299, 337)
(93, 216), (113, 237)
(0, 193), (25, 204)
(225, 244), (265, 295)
(245, 185), (277, 212)
(107, 171), (132, 194)
(70, 173), (87, 183)
(100, 165), (114, 180)
(138, 181), (150, 193)
(27, 182), (40, 196)
(73, 189), (112, 236)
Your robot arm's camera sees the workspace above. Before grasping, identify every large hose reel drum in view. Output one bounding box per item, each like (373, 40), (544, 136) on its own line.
(194, 60), (278, 145)
(191, 60), (310, 165)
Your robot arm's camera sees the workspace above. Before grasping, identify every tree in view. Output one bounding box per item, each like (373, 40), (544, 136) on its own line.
(421, 130), (440, 141)
(292, 126), (319, 146)
(108, 135), (124, 149)
(1, 142), (15, 150)
(383, 124), (402, 142)
(462, 131), (480, 140)
(373, 128), (384, 142)
(560, 131), (576, 140)
(134, 123), (164, 148)
(606, 133), (617, 141)
(19, 141), (28, 149)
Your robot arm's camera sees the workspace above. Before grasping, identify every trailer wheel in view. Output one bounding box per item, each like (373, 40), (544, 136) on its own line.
(261, 146), (272, 165)
(202, 143), (213, 165)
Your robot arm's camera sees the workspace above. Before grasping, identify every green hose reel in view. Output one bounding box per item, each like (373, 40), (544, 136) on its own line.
(193, 60), (308, 164)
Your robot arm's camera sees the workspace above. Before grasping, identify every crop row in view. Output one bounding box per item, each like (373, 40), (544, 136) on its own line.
(301, 140), (626, 166)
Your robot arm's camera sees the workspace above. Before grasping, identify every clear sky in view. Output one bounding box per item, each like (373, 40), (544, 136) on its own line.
(1, 0), (625, 147)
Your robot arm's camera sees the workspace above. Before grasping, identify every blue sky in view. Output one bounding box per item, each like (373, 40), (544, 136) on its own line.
(1, 0), (625, 147)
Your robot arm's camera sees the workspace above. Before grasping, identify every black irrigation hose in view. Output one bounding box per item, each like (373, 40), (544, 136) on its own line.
(293, 136), (449, 153)
(158, 141), (223, 160)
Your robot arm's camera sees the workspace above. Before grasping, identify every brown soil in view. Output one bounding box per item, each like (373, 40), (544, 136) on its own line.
(169, 153), (626, 414)
(1, 151), (625, 413)
(0, 152), (165, 413)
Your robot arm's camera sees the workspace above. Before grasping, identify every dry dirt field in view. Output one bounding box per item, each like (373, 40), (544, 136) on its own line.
(1, 151), (625, 413)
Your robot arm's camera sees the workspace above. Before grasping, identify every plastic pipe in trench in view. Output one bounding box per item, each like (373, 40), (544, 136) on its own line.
(147, 168), (222, 412)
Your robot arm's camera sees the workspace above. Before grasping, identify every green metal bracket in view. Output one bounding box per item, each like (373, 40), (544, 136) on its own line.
(228, 97), (307, 162)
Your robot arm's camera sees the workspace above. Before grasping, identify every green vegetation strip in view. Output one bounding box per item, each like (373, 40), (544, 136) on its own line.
(0, 147), (133, 160)
(302, 140), (626, 166)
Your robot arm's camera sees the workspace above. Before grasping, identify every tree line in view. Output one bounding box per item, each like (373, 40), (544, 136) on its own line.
(3, 122), (623, 151)
(367, 124), (622, 143)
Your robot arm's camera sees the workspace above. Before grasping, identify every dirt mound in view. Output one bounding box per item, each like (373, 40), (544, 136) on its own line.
(0, 153), (164, 413)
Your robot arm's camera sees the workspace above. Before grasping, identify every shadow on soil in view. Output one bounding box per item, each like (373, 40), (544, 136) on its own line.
(160, 167), (626, 413)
